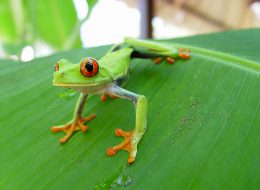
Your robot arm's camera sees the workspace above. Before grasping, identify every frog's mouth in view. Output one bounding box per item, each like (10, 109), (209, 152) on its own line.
(53, 82), (111, 93)
(53, 82), (105, 87)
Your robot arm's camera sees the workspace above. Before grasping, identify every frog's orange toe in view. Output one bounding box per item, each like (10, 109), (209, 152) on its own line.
(51, 125), (68, 133)
(107, 147), (117, 156)
(127, 156), (135, 164)
(166, 57), (175, 64)
(152, 57), (163, 64)
(59, 137), (68, 143)
(107, 128), (135, 164)
(178, 48), (191, 60)
(109, 95), (118, 99)
(101, 94), (118, 101)
(80, 125), (88, 132)
(115, 128), (125, 136)
(80, 113), (96, 123)
(101, 94), (107, 101)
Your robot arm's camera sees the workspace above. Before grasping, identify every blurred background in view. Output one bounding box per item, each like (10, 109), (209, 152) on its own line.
(0, 0), (259, 61)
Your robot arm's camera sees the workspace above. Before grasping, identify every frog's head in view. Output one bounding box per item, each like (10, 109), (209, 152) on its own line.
(53, 58), (112, 88)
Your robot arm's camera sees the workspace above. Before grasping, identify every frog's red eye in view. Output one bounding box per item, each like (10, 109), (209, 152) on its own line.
(54, 63), (59, 71)
(80, 58), (99, 77)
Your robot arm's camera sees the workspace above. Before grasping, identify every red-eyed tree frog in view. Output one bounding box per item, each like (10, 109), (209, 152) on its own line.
(52, 38), (190, 164)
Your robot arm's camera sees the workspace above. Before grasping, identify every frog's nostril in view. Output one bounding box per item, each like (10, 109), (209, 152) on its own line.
(54, 63), (59, 71)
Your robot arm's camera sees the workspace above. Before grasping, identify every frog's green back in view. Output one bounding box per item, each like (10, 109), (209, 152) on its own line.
(98, 47), (133, 80)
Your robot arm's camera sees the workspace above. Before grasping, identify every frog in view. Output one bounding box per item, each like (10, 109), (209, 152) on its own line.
(52, 37), (190, 164)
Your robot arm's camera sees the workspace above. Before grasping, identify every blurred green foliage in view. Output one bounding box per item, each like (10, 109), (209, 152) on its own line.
(0, 0), (98, 58)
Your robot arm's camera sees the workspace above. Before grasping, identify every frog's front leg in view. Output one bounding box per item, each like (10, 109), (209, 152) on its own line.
(105, 85), (148, 164)
(51, 93), (96, 143)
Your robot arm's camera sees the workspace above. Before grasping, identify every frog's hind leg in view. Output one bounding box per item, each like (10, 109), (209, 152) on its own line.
(51, 93), (96, 143)
(125, 37), (191, 64)
(105, 85), (148, 164)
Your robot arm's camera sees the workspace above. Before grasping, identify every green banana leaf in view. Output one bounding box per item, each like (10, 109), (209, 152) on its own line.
(0, 29), (259, 190)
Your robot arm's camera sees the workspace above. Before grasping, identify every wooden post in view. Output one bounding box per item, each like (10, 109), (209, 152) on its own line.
(138, 0), (153, 39)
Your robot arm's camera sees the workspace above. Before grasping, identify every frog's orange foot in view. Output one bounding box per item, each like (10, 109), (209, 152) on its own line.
(100, 94), (118, 102)
(153, 56), (178, 65)
(152, 57), (163, 64)
(107, 128), (135, 164)
(166, 57), (175, 64)
(51, 113), (96, 143)
(178, 48), (191, 60)
(101, 94), (107, 101)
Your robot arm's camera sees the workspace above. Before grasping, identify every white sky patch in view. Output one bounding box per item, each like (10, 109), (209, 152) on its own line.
(80, 0), (140, 47)
(251, 1), (260, 19)
(21, 46), (34, 62)
(152, 16), (191, 39)
(73, 0), (88, 20)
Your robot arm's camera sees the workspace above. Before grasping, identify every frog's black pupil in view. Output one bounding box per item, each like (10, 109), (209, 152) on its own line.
(85, 61), (93, 72)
